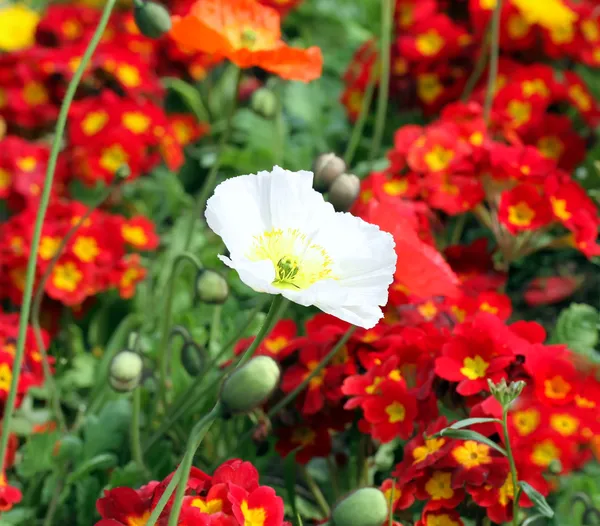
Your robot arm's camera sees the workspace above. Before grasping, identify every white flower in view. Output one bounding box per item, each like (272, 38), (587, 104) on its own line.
(205, 166), (397, 329)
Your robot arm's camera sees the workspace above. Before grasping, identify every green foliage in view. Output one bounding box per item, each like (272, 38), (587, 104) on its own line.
(550, 303), (600, 361)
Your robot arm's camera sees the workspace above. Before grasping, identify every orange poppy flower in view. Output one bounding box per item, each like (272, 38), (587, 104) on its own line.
(169, 0), (323, 82)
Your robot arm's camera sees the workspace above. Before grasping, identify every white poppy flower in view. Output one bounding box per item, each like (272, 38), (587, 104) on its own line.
(205, 166), (397, 329)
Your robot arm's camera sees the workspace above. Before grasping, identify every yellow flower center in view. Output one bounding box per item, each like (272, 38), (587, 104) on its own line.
(508, 201), (535, 227)
(417, 74), (443, 104)
(385, 401), (406, 423)
(190, 497), (223, 514)
(460, 355), (489, 380)
(499, 476), (514, 506)
(23, 82), (48, 106)
(126, 511), (151, 526)
(418, 300), (438, 320)
(550, 196), (570, 220)
(550, 414), (578, 436)
(240, 500), (266, 526)
(115, 65), (141, 87)
(508, 14), (531, 39)
(582, 20), (600, 42)
(424, 145), (454, 172)
(413, 438), (445, 464)
(452, 441), (491, 468)
(82, 111), (109, 136)
(507, 100), (532, 127)
(292, 427), (316, 446)
(0, 363), (12, 392)
(544, 375), (571, 400)
(0, 4), (40, 52)
(383, 179), (408, 196)
(52, 262), (83, 292)
(522, 79), (549, 98)
(425, 472), (454, 500)
(100, 144), (129, 174)
(122, 225), (148, 247)
(247, 228), (334, 290)
(39, 236), (61, 261)
(513, 409), (540, 436)
(531, 440), (560, 467)
(416, 30), (445, 57)
(121, 268), (142, 288)
(264, 336), (289, 354)
(17, 156), (37, 172)
(538, 136), (564, 160)
(0, 168), (11, 190)
(511, 0), (577, 31)
(427, 515), (462, 526)
(569, 85), (592, 112)
(73, 236), (100, 263)
(122, 112), (151, 134)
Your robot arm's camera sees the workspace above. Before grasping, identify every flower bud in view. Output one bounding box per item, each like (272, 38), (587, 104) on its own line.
(195, 269), (229, 305)
(109, 350), (143, 392)
(328, 173), (360, 212)
(488, 378), (526, 408)
(115, 163), (131, 180)
(332, 488), (389, 526)
(251, 87), (277, 119)
(220, 356), (280, 414)
(313, 153), (346, 191)
(181, 341), (205, 377)
(133, 0), (172, 39)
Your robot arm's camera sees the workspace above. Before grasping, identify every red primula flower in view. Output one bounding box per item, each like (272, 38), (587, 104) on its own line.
(415, 469), (465, 511)
(229, 485), (285, 526)
(524, 275), (581, 306)
(415, 508), (464, 526)
(523, 350), (578, 406)
(380, 478), (416, 512)
(435, 314), (515, 396)
(170, 0), (323, 82)
(232, 319), (297, 362)
(275, 419), (332, 465)
(96, 485), (155, 526)
(498, 184), (553, 234)
(121, 216), (160, 251)
(441, 440), (507, 487)
(0, 472), (22, 512)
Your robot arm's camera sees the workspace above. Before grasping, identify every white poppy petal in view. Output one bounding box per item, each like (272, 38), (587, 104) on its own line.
(206, 167), (397, 329)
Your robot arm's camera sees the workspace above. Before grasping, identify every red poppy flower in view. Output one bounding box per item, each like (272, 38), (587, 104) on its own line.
(498, 184), (553, 234)
(170, 0), (323, 82)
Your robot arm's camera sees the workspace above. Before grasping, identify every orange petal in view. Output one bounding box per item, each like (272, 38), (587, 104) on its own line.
(169, 14), (233, 55)
(247, 45), (323, 82)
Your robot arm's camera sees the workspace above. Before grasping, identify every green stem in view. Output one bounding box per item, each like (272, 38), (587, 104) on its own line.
(31, 179), (120, 432)
(274, 80), (286, 166)
(156, 252), (202, 409)
(483, 0), (503, 124)
(183, 66), (242, 250)
(327, 457), (340, 500)
(166, 403), (223, 526)
(461, 17), (493, 102)
(267, 326), (356, 417)
(368, 0), (393, 164)
(343, 64), (378, 168)
(502, 407), (520, 526)
(387, 479), (396, 526)
(131, 387), (147, 475)
(0, 0), (117, 474)
(301, 467), (330, 519)
(143, 298), (268, 452)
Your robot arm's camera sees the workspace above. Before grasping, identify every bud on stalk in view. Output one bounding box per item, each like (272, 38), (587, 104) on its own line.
(195, 269), (229, 305)
(332, 487), (389, 526)
(328, 173), (360, 212)
(109, 350), (144, 392)
(133, 0), (172, 39)
(313, 153), (346, 191)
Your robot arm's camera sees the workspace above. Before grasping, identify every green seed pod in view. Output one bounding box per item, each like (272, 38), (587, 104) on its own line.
(53, 434), (83, 461)
(328, 173), (360, 212)
(181, 341), (205, 377)
(313, 153), (346, 192)
(195, 269), (229, 305)
(332, 488), (389, 526)
(251, 87), (277, 119)
(220, 356), (280, 414)
(109, 350), (143, 392)
(133, 0), (172, 39)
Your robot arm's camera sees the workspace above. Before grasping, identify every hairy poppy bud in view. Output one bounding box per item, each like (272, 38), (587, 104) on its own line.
(195, 269), (229, 305)
(332, 488), (389, 526)
(251, 87), (277, 118)
(181, 341), (205, 377)
(328, 173), (360, 212)
(220, 356), (280, 414)
(109, 350), (143, 392)
(133, 0), (172, 39)
(313, 153), (346, 191)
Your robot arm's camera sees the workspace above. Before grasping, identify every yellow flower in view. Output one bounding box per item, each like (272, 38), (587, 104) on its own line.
(511, 0), (577, 32)
(0, 4), (40, 52)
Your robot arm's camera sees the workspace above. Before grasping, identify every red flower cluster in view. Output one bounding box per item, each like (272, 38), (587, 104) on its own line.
(0, 309), (52, 411)
(0, 431), (21, 512)
(95, 459), (289, 526)
(0, 199), (158, 307)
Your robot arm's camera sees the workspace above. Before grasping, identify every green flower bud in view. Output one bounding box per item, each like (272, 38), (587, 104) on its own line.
(328, 173), (360, 212)
(220, 356), (280, 414)
(251, 87), (277, 119)
(488, 378), (526, 408)
(181, 341), (205, 377)
(548, 459), (562, 475)
(332, 488), (389, 526)
(195, 269), (229, 305)
(133, 0), (172, 39)
(115, 163), (131, 180)
(313, 153), (346, 191)
(53, 434), (83, 461)
(109, 350), (143, 392)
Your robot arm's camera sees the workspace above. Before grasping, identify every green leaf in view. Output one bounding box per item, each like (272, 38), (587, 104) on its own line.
(107, 461), (148, 489)
(67, 453), (119, 484)
(15, 431), (60, 478)
(0, 507), (37, 525)
(162, 77), (209, 122)
(59, 353), (96, 390)
(82, 399), (132, 459)
(521, 514), (547, 526)
(551, 303), (599, 356)
(519, 481), (555, 518)
(284, 450), (300, 522)
(443, 418), (502, 431)
(76, 477), (102, 526)
(435, 428), (507, 456)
